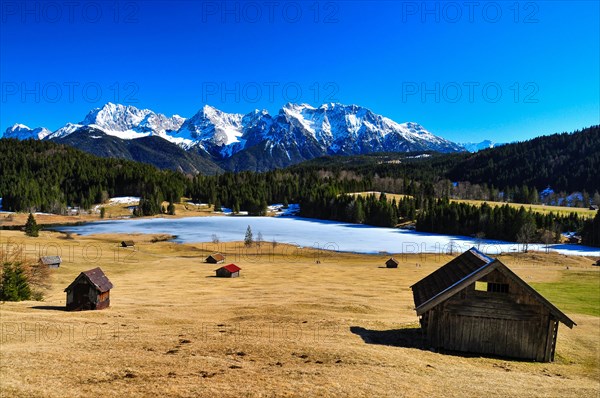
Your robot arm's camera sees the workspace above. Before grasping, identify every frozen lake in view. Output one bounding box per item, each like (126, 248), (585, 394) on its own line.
(53, 215), (600, 256)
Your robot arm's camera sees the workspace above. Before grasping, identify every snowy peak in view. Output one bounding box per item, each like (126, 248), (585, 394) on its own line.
(80, 102), (185, 138)
(3, 124), (51, 140)
(276, 103), (462, 154)
(82, 102), (152, 131)
(174, 105), (245, 156)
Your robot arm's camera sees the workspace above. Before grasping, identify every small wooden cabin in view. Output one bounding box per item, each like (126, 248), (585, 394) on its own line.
(411, 248), (575, 362)
(64, 267), (113, 311)
(206, 253), (225, 264)
(121, 240), (135, 248)
(215, 264), (241, 278)
(386, 257), (399, 268)
(39, 255), (62, 269)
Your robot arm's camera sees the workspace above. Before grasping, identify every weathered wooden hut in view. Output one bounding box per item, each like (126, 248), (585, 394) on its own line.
(121, 240), (135, 248)
(39, 255), (62, 269)
(386, 257), (399, 268)
(206, 253), (225, 264)
(215, 264), (241, 278)
(64, 267), (113, 311)
(411, 248), (575, 362)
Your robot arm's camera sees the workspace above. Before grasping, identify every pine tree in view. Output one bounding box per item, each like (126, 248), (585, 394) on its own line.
(24, 213), (39, 237)
(244, 225), (253, 247)
(100, 207), (106, 219)
(167, 201), (176, 215)
(0, 262), (31, 301)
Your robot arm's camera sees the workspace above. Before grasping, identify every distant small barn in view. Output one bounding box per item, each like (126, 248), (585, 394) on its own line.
(39, 256), (62, 269)
(64, 267), (113, 311)
(386, 258), (399, 268)
(590, 205), (599, 211)
(121, 240), (135, 248)
(215, 264), (241, 278)
(206, 253), (225, 264)
(411, 248), (575, 362)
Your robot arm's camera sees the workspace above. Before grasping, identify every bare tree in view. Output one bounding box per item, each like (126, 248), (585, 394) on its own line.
(257, 231), (263, 248)
(517, 222), (537, 252)
(211, 234), (220, 244)
(474, 232), (485, 250)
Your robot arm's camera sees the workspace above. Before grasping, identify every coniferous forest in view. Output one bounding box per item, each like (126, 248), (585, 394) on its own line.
(1, 124), (599, 247)
(0, 139), (187, 213)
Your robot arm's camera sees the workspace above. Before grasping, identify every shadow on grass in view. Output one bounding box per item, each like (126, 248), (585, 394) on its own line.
(351, 326), (539, 362)
(30, 305), (68, 311)
(350, 326), (425, 349)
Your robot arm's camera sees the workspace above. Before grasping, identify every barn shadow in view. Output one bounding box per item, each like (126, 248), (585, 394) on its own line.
(30, 305), (68, 311)
(350, 326), (425, 349)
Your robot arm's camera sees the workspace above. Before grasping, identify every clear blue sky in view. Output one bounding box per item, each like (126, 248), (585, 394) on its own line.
(1, 0), (598, 143)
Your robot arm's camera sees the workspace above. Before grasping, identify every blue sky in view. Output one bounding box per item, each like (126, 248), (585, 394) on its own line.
(1, 0), (598, 143)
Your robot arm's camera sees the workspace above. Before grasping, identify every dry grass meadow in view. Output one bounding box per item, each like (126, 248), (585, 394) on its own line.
(0, 227), (599, 397)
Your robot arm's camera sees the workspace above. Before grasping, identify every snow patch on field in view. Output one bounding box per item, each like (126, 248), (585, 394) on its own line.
(108, 197), (140, 204)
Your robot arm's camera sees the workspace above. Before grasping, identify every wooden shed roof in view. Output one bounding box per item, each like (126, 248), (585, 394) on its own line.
(411, 248), (576, 328)
(207, 253), (225, 261)
(387, 257), (399, 265)
(217, 264), (241, 273)
(121, 240), (135, 246)
(39, 256), (62, 265)
(65, 267), (113, 293)
(411, 248), (492, 308)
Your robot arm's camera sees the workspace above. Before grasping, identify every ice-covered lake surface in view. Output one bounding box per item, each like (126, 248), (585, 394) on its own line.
(53, 215), (600, 256)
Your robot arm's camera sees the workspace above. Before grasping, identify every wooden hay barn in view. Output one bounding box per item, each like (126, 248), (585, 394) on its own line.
(411, 248), (575, 362)
(39, 255), (62, 269)
(215, 264), (241, 278)
(206, 253), (225, 264)
(64, 267), (113, 311)
(121, 240), (135, 248)
(386, 257), (399, 268)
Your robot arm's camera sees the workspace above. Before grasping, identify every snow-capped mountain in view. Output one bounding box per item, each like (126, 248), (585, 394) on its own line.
(461, 140), (496, 153)
(178, 103), (462, 159)
(44, 103), (185, 141)
(3, 124), (52, 140)
(4, 102), (466, 172)
(81, 103), (186, 140)
(174, 105), (245, 156)
(278, 103), (462, 154)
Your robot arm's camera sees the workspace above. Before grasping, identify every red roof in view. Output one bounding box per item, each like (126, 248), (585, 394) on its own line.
(219, 264), (241, 273)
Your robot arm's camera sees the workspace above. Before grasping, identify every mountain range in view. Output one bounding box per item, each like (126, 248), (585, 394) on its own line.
(3, 102), (475, 173)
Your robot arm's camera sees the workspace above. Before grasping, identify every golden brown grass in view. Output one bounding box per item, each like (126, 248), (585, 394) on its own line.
(0, 229), (598, 397)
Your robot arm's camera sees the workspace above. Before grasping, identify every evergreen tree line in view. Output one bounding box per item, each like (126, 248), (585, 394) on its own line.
(299, 192), (416, 227)
(416, 199), (586, 244)
(188, 169), (370, 216)
(0, 139), (187, 213)
(581, 212), (600, 247)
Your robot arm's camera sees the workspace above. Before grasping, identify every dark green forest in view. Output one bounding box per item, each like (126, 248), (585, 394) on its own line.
(0, 139), (187, 213)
